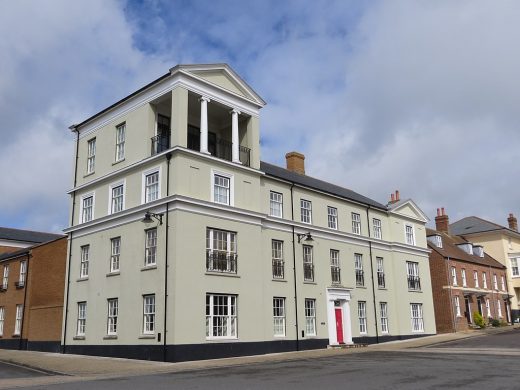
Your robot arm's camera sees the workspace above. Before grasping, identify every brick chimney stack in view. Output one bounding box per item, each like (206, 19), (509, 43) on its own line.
(435, 207), (449, 233)
(508, 213), (518, 232)
(285, 152), (305, 175)
(388, 190), (400, 204)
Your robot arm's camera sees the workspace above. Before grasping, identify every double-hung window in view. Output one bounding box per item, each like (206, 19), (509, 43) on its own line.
(0, 307), (4, 336)
(145, 229), (157, 267)
(206, 228), (237, 273)
(482, 272), (488, 289)
(330, 249), (340, 284)
(2, 265), (8, 289)
(269, 191), (283, 217)
(493, 274), (498, 290)
(272, 240), (284, 279)
(273, 297), (286, 337)
(80, 246), (89, 278)
(213, 174), (230, 205)
(405, 224), (415, 245)
(82, 195), (93, 223)
(305, 299), (316, 336)
(18, 260), (27, 286)
(454, 296), (461, 316)
(355, 254), (364, 286)
(461, 269), (467, 287)
(111, 185), (124, 213)
(77, 302), (86, 336)
(358, 301), (367, 334)
(87, 138), (96, 174)
(486, 298), (491, 317)
(501, 275), (506, 291)
(511, 258), (519, 277)
(498, 300), (503, 318)
(143, 295), (155, 334)
(14, 304), (23, 335)
(206, 294), (237, 339)
(107, 298), (118, 335)
(407, 261), (421, 291)
(451, 267), (458, 286)
(303, 245), (314, 282)
(115, 123), (125, 162)
(376, 257), (385, 288)
(410, 303), (424, 332)
(380, 302), (388, 334)
(373, 218), (382, 239)
(327, 206), (338, 229)
(145, 172), (159, 203)
(300, 200), (312, 224)
(351, 213), (361, 235)
(110, 237), (121, 273)
(474, 271), (479, 288)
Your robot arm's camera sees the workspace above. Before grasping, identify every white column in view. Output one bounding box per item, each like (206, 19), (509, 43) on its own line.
(231, 108), (241, 164)
(199, 96), (210, 154)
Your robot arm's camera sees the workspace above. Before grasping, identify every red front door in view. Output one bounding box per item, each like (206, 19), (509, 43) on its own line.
(335, 308), (344, 344)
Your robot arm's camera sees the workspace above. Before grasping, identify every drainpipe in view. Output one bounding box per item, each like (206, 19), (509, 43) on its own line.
(366, 206), (379, 343)
(290, 182), (300, 351)
(163, 152), (171, 362)
(19, 253), (31, 351)
(446, 257), (455, 332)
(62, 127), (80, 354)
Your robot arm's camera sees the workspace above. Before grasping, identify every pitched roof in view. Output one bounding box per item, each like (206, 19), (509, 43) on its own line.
(426, 228), (505, 269)
(260, 162), (387, 210)
(0, 227), (63, 245)
(0, 248), (30, 261)
(450, 216), (519, 236)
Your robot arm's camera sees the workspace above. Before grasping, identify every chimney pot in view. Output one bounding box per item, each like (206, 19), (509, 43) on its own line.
(391, 193), (395, 202)
(285, 151), (305, 175)
(437, 208), (441, 217)
(508, 213), (518, 232)
(395, 190), (400, 201)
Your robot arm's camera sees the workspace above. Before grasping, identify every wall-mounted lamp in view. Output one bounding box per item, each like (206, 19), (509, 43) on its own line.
(297, 232), (313, 243)
(141, 211), (164, 225)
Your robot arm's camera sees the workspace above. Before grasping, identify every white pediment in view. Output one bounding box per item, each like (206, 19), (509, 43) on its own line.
(389, 199), (429, 223)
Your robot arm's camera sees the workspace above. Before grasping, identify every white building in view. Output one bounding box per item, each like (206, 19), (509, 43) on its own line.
(62, 64), (435, 361)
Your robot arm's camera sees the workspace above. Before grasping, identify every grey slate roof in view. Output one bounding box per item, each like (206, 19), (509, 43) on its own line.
(0, 248), (30, 261)
(260, 162), (387, 210)
(0, 227), (63, 244)
(450, 216), (516, 236)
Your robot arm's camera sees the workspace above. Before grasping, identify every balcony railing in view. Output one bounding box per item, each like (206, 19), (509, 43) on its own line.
(377, 272), (386, 288)
(187, 133), (251, 167)
(331, 266), (341, 284)
(304, 263), (314, 282)
(272, 260), (284, 279)
(356, 270), (364, 286)
(408, 276), (421, 291)
(206, 250), (237, 274)
(151, 133), (170, 156)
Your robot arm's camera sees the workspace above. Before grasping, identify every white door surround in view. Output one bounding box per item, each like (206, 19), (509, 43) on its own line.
(326, 288), (353, 345)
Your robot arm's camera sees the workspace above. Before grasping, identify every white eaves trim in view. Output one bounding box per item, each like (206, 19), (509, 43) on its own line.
(389, 199), (430, 223)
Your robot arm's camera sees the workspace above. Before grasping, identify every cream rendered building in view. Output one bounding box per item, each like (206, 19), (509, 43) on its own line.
(451, 215), (520, 322)
(62, 64), (435, 361)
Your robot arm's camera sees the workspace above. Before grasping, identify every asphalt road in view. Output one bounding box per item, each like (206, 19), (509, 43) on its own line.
(28, 331), (520, 390)
(0, 361), (49, 379)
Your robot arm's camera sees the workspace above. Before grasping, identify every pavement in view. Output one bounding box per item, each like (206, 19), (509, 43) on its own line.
(0, 325), (518, 389)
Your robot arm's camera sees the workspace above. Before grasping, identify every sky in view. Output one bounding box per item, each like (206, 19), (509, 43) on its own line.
(0, 0), (519, 233)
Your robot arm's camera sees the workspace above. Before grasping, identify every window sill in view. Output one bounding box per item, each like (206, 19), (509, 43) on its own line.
(378, 287), (387, 290)
(12, 334), (20, 338)
(77, 277), (89, 282)
(205, 337), (239, 342)
(356, 285), (367, 289)
(73, 336), (85, 340)
(112, 158), (125, 166)
(83, 172), (95, 178)
(138, 334), (155, 339)
(103, 335), (118, 340)
(304, 281), (317, 285)
(408, 290), (423, 293)
(272, 278), (287, 282)
(205, 272), (240, 278)
(141, 265), (157, 272)
(106, 271), (120, 277)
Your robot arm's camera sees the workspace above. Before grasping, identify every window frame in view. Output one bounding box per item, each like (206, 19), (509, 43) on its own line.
(474, 270), (479, 288)
(80, 245), (89, 278)
(110, 237), (121, 273)
(373, 218), (382, 239)
(80, 193), (95, 224)
(206, 294), (238, 339)
(269, 191), (283, 218)
(115, 122), (126, 162)
(77, 302), (87, 336)
(211, 169), (234, 206)
(141, 166), (161, 204)
(330, 249), (340, 285)
(376, 257), (385, 288)
(451, 266), (458, 286)
(410, 303), (424, 333)
(271, 240), (284, 279)
(273, 297), (286, 337)
(511, 258), (519, 277)
(351, 212), (361, 235)
(109, 180), (125, 214)
(305, 298), (316, 336)
(19, 260), (27, 286)
(1, 265), (7, 289)
(86, 137), (96, 174)
(143, 294), (156, 335)
(501, 275), (506, 291)
(461, 269), (467, 287)
(300, 199), (312, 224)
(355, 253), (364, 287)
(327, 206), (338, 230)
(144, 228), (158, 267)
(14, 304), (23, 335)
(380, 302), (388, 334)
(206, 228), (237, 273)
(406, 261), (421, 291)
(454, 296), (461, 317)
(107, 298), (118, 336)
(482, 272), (488, 289)
(358, 301), (367, 334)
(0, 307), (4, 337)
(303, 245), (314, 282)
(405, 224), (416, 245)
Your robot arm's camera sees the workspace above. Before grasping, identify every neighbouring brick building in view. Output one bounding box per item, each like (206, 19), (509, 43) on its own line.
(0, 227), (62, 255)
(0, 236), (66, 351)
(427, 208), (509, 333)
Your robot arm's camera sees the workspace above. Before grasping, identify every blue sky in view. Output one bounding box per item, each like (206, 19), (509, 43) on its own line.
(1, 0), (520, 233)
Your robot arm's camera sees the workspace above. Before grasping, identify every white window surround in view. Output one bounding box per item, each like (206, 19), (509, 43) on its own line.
(486, 299), (491, 317)
(206, 294), (237, 339)
(77, 302), (87, 336)
(454, 296), (461, 317)
(373, 218), (382, 239)
(405, 224), (416, 245)
(511, 257), (519, 277)
(115, 123), (126, 162)
(108, 180), (126, 215)
(501, 275), (506, 291)
(79, 192), (95, 224)
(410, 303), (424, 333)
(210, 169), (234, 206)
(327, 206), (338, 230)
(143, 294), (155, 334)
(305, 298), (316, 336)
(107, 298), (118, 335)
(80, 245), (89, 278)
(482, 272), (488, 289)
(451, 267), (458, 286)
(351, 213), (361, 235)
(358, 301), (367, 334)
(300, 199), (312, 224)
(461, 269), (467, 287)
(273, 297), (286, 337)
(380, 302), (388, 334)
(19, 260), (27, 285)
(86, 138), (96, 174)
(141, 166), (162, 205)
(0, 307), (4, 336)
(110, 237), (121, 273)
(2, 265), (8, 289)
(14, 304), (23, 335)
(474, 271), (479, 288)
(269, 191), (283, 218)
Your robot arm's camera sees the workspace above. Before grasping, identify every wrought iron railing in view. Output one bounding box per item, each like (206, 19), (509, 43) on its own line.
(377, 272), (386, 288)
(206, 250), (237, 273)
(408, 276), (421, 291)
(272, 260), (284, 279)
(331, 266), (341, 284)
(187, 133), (251, 167)
(151, 133), (170, 156)
(356, 270), (364, 286)
(304, 263), (314, 282)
